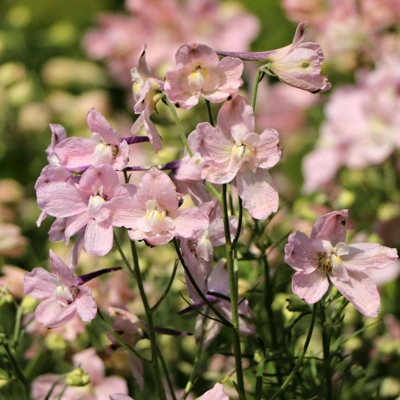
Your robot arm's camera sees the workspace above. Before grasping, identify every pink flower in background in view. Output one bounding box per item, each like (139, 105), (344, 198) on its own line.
(55, 109), (130, 171)
(130, 45), (164, 152)
(303, 56), (400, 192)
(109, 395), (134, 400)
(120, 167), (209, 246)
(284, 210), (398, 317)
(83, 0), (259, 85)
(32, 348), (128, 400)
(164, 43), (243, 109)
(216, 22), (331, 93)
(24, 250), (97, 328)
(192, 94), (282, 220)
(36, 164), (136, 256)
(199, 383), (229, 399)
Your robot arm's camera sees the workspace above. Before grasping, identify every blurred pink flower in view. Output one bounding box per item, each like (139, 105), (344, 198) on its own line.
(83, 0), (259, 85)
(0, 265), (26, 298)
(164, 43), (243, 109)
(0, 223), (27, 258)
(199, 383), (229, 399)
(216, 22), (331, 93)
(285, 210), (398, 317)
(32, 348), (128, 400)
(192, 94), (281, 220)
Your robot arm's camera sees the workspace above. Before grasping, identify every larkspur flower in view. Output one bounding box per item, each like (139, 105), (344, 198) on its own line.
(216, 22), (331, 93)
(192, 94), (282, 220)
(24, 250), (121, 328)
(164, 42), (243, 109)
(199, 383), (229, 400)
(284, 210), (398, 317)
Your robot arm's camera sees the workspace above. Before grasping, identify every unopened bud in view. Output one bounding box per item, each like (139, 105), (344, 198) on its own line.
(20, 295), (38, 314)
(350, 364), (365, 380)
(286, 296), (311, 313)
(0, 369), (10, 389)
(65, 367), (91, 387)
(0, 286), (13, 307)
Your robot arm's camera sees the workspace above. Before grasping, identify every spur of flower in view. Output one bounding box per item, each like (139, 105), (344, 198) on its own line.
(216, 21), (331, 93)
(284, 210), (398, 317)
(24, 250), (122, 328)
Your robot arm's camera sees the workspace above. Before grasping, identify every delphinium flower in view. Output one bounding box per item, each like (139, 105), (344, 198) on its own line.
(24, 250), (122, 328)
(164, 42), (244, 109)
(31, 348), (128, 400)
(130, 45), (164, 152)
(284, 210), (398, 317)
(36, 164), (136, 256)
(118, 167), (209, 246)
(199, 383), (229, 399)
(216, 22), (331, 93)
(191, 94), (282, 220)
(54, 109), (133, 171)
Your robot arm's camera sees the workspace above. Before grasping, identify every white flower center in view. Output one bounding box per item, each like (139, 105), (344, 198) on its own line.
(54, 285), (80, 306)
(144, 199), (174, 235)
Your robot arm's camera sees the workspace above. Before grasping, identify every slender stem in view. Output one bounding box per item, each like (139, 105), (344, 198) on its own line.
(231, 196), (243, 251)
(255, 355), (266, 400)
(130, 240), (166, 400)
(44, 376), (65, 400)
(221, 184), (246, 399)
(113, 231), (135, 277)
(205, 99), (215, 126)
(181, 314), (208, 400)
(251, 69), (265, 110)
(12, 302), (24, 344)
(158, 345), (177, 400)
(3, 342), (29, 390)
(56, 383), (68, 400)
(321, 302), (333, 400)
(172, 239), (232, 327)
(96, 309), (150, 363)
(165, 96), (193, 156)
(270, 304), (317, 400)
(151, 259), (179, 312)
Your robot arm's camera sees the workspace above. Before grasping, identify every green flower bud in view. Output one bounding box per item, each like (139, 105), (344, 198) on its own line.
(0, 286), (13, 307)
(0, 369), (10, 389)
(286, 295), (311, 313)
(20, 295), (38, 314)
(65, 367), (91, 387)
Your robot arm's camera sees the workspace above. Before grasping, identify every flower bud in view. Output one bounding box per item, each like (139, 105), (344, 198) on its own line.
(0, 286), (13, 307)
(20, 295), (38, 315)
(286, 295), (311, 312)
(0, 369), (10, 389)
(65, 367), (91, 387)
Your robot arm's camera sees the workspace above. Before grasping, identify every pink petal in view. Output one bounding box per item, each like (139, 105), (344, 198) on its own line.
(343, 243), (398, 271)
(175, 42), (219, 66)
(79, 165), (120, 197)
(55, 137), (95, 169)
(171, 207), (209, 238)
(310, 210), (348, 245)
(257, 129), (282, 169)
(84, 220), (113, 256)
(236, 168), (279, 220)
(87, 108), (120, 146)
(330, 270), (380, 318)
(35, 297), (77, 328)
(24, 268), (58, 299)
(284, 231), (319, 273)
(199, 383), (229, 400)
(215, 57), (244, 92)
(75, 286), (97, 322)
(292, 270), (329, 304)
(49, 250), (78, 286)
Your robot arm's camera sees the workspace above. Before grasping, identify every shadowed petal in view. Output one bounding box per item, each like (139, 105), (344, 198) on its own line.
(292, 270), (329, 304)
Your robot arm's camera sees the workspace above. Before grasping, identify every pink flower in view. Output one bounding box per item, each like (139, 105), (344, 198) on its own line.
(164, 43), (243, 109)
(36, 164), (136, 256)
(24, 250), (97, 328)
(192, 94), (282, 220)
(284, 210), (398, 317)
(199, 383), (229, 400)
(109, 395), (134, 400)
(216, 22), (331, 93)
(120, 167), (209, 246)
(54, 109), (130, 171)
(130, 45), (164, 152)
(32, 348), (128, 400)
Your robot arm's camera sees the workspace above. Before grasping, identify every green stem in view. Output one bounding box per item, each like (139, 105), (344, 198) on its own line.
(158, 345), (177, 400)
(205, 99), (215, 126)
(221, 184), (246, 399)
(113, 231), (135, 277)
(172, 238), (232, 327)
(165, 96), (193, 157)
(251, 69), (265, 110)
(231, 196), (243, 251)
(270, 304), (317, 400)
(3, 342), (29, 390)
(321, 303), (333, 400)
(129, 240), (166, 400)
(12, 302), (24, 344)
(255, 355), (266, 400)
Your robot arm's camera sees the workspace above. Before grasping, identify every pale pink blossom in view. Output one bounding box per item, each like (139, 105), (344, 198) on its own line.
(118, 167), (209, 246)
(192, 94), (281, 220)
(130, 45), (164, 152)
(216, 22), (331, 93)
(36, 164), (136, 256)
(24, 250), (98, 328)
(284, 210), (398, 317)
(54, 109), (130, 171)
(32, 348), (128, 400)
(110, 395), (134, 400)
(199, 383), (229, 400)
(164, 43), (243, 109)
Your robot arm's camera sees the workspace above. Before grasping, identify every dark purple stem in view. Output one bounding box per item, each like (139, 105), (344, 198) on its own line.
(123, 136), (150, 145)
